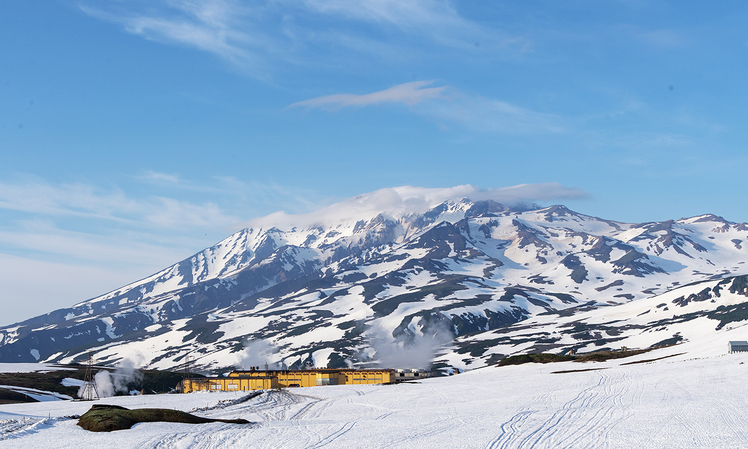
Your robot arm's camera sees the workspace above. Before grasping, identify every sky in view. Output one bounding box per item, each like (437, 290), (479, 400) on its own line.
(2, 0), (748, 325)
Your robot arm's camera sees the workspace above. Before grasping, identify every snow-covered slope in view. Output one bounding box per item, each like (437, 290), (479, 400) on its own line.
(3, 346), (748, 448)
(1, 186), (747, 372)
(442, 275), (748, 370)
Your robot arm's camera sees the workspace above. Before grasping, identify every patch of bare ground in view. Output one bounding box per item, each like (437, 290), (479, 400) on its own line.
(620, 352), (685, 365)
(551, 368), (609, 374)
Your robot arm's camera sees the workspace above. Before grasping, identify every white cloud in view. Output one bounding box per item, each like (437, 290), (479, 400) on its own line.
(297, 0), (527, 50)
(288, 80), (447, 110)
(299, 0), (468, 42)
(80, 0), (256, 66)
(300, 0), (459, 27)
(423, 93), (566, 134)
(244, 183), (588, 230)
(0, 177), (240, 229)
(140, 170), (181, 184)
(77, 0), (526, 70)
(290, 81), (566, 134)
(0, 222), (189, 265)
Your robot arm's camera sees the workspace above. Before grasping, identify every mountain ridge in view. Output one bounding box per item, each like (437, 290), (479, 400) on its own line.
(2, 187), (747, 373)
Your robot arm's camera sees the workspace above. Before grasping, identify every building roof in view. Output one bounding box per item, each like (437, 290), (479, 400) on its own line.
(231, 368), (394, 375)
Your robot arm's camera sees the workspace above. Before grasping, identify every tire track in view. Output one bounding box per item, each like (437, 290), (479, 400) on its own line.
(484, 375), (565, 449)
(547, 371), (627, 449)
(516, 370), (630, 448)
(375, 411), (400, 421)
(486, 411), (534, 449)
(231, 390), (309, 422)
(290, 397), (334, 421)
(140, 422), (261, 449)
(143, 390), (333, 449)
(290, 399), (322, 420)
(307, 421), (356, 448)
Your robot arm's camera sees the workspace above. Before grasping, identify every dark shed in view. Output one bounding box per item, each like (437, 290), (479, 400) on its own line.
(728, 341), (748, 353)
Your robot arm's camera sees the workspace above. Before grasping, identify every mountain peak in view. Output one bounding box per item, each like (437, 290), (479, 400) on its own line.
(237, 184), (585, 231)
(4, 185), (746, 374)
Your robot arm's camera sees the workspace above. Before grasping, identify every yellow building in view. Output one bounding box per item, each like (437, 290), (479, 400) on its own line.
(181, 375), (277, 393)
(337, 370), (393, 385)
(182, 369), (395, 393)
(175, 368), (396, 393)
(230, 369), (394, 387)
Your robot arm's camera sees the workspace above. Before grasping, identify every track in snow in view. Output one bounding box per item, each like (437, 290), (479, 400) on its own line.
(486, 369), (640, 449)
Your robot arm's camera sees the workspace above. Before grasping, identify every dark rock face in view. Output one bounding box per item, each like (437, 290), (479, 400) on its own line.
(561, 255), (588, 284)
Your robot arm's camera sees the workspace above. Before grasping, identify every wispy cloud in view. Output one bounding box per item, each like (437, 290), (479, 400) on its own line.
(139, 170), (181, 184)
(77, 0), (527, 71)
(288, 80), (447, 110)
(0, 173), (332, 256)
(0, 177), (239, 229)
(423, 93), (566, 134)
(0, 221), (188, 265)
(290, 81), (566, 134)
(79, 0), (257, 67)
(300, 0), (532, 51)
(300, 0), (462, 28)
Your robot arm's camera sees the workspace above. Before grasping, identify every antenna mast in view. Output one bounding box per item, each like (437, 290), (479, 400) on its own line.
(79, 352), (99, 401)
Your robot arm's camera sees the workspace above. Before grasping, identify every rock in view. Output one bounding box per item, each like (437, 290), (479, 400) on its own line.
(77, 404), (250, 432)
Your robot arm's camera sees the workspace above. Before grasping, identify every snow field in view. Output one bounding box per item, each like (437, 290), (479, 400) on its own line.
(0, 364), (74, 374)
(3, 346), (748, 448)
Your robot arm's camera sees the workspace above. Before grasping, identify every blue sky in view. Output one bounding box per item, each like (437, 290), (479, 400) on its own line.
(2, 0), (748, 324)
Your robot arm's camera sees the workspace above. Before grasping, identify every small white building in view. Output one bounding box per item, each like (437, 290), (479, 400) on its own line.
(728, 341), (748, 353)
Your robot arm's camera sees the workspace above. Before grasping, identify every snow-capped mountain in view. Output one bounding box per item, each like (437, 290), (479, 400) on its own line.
(1, 186), (747, 372)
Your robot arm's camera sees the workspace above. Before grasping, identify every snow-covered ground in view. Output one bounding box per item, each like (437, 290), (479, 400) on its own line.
(0, 363), (74, 374)
(2, 341), (748, 448)
(0, 385), (71, 402)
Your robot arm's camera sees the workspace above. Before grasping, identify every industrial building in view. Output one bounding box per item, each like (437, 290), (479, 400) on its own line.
(181, 375), (278, 393)
(180, 368), (397, 393)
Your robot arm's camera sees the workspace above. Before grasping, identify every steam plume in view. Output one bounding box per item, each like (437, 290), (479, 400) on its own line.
(236, 339), (279, 370)
(77, 353), (145, 398)
(369, 319), (454, 369)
